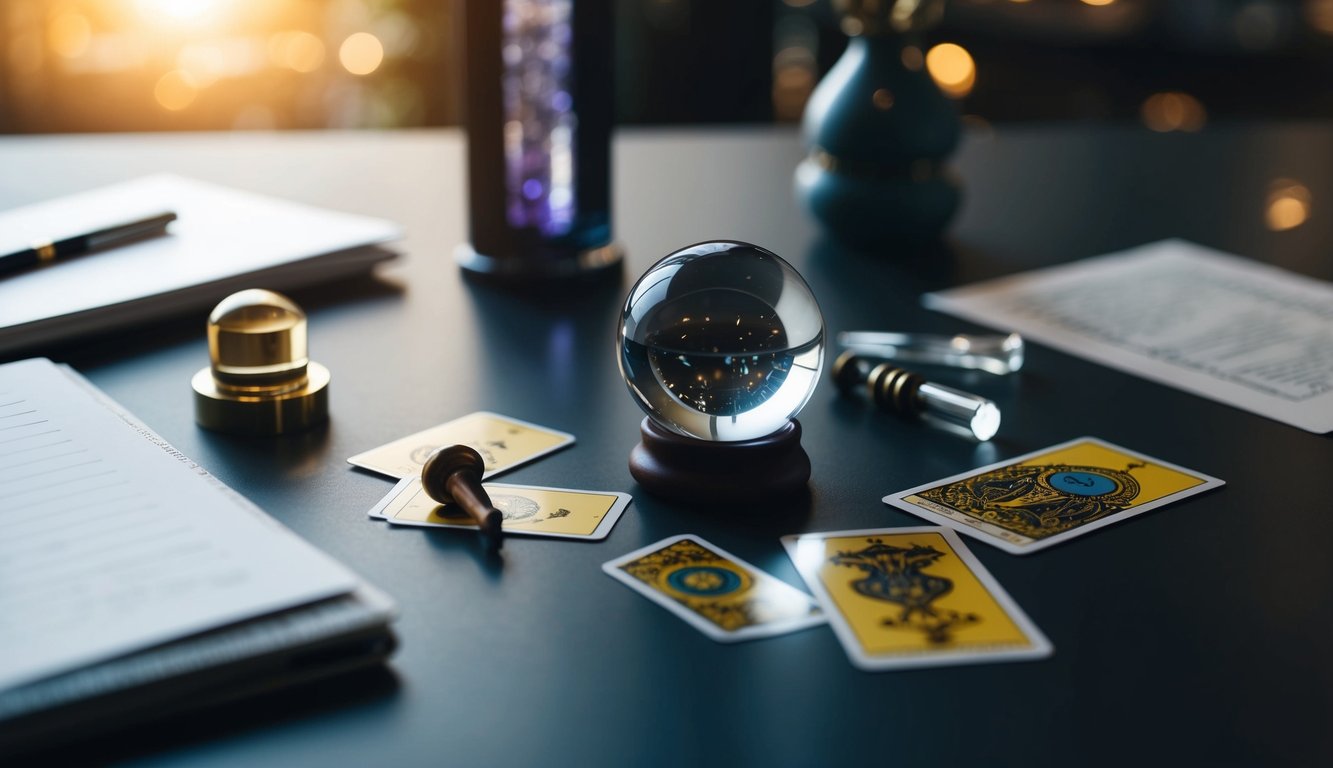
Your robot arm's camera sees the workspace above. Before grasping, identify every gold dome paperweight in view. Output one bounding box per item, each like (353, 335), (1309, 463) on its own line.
(192, 289), (330, 436)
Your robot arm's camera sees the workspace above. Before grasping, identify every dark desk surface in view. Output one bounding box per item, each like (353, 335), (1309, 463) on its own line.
(2, 124), (1330, 767)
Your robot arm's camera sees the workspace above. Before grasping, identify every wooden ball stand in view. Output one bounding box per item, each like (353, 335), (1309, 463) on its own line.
(628, 417), (811, 506)
(421, 445), (504, 550)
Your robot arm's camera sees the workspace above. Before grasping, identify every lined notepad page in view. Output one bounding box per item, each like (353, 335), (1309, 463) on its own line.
(0, 358), (356, 691)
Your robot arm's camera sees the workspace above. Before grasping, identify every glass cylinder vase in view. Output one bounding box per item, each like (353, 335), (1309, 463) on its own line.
(457, 0), (622, 281)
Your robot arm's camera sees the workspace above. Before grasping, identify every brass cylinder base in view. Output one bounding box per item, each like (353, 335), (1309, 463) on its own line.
(192, 362), (330, 436)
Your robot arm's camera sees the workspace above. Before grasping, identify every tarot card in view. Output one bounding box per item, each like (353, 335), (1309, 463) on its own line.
(782, 527), (1051, 671)
(373, 476), (630, 540)
(348, 411), (573, 480)
(603, 535), (824, 643)
(883, 437), (1223, 555)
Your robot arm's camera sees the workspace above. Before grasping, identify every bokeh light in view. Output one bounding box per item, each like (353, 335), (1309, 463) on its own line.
(339, 32), (384, 76)
(154, 70), (198, 111)
(773, 63), (815, 120)
(926, 43), (976, 98)
(2, 0), (1331, 135)
(1266, 179), (1312, 231)
(901, 45), (924, 72)
(1141, 91), (1207, 132)
(1308, 0), (1333, 34)
(177, 40), (264, 87)
(269, 30), (325, 73)
(49, 12), (92, 59)
(135, 0), (225, 25)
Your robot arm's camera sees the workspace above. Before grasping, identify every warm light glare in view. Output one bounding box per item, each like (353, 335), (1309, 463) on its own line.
(773, 64), (815, 120)
(154, 70), (198, 111)
(1308, 0), (1333, 34)
(270, 31), (325, 73)
(1141, 92), (1207, 132)
(926, 43), (976, 98)
(136, 0), (224, 24)
(177, 44), (224, 86)
(901, 45), (924, 72)
(1266, 180), (1312, 231)
(961, 114), (994, 137)
(11, 32), (43, 74)
(1081, 0), (1117, 6)
(339, 32), (384, 76)
(49, 12), (92, 59)
(176, 39), (264, 87)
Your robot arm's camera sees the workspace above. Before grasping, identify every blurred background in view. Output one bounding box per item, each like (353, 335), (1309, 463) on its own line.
(2, 0), (1333, 135)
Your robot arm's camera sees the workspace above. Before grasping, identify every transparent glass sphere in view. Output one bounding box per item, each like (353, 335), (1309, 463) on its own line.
(618, 241), (825, 442)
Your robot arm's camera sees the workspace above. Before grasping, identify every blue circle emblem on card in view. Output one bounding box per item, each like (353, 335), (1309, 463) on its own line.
(1048, 470), (1118, 496)
(666, 566), (743, 597)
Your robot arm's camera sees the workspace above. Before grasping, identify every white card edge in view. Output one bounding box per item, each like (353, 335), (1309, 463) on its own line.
(368, 476), (414, 520)
(602, 534), (825, 643)
(346, 410), (576, 479)
(780, 528), (1053, 670)
(382, 483), (631, 540)
(880, 436), (1225, 555)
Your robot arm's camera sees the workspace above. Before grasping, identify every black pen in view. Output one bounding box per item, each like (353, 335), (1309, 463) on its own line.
(0, 211), (177, 277)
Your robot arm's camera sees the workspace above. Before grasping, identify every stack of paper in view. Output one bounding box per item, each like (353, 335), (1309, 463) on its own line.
(925, 240), (1333, 433)
(0, 358), (396, 751)
(0, 175), (401, 355)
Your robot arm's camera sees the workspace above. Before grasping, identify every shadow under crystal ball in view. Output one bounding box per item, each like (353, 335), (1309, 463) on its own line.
(619, 241), (825, 442)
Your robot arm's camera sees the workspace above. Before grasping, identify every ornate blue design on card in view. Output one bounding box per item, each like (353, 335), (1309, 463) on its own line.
(666, 566), (743, 597)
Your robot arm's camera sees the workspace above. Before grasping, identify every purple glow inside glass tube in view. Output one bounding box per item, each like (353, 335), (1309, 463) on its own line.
(502, 0), (577, 237)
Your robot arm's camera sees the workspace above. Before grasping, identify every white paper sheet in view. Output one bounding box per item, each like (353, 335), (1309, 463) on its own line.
(924, 240), (1333, 433)
(0, 358), (356, 690)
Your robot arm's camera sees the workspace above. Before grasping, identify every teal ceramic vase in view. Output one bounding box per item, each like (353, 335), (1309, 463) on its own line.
(796, 0), (961, 249)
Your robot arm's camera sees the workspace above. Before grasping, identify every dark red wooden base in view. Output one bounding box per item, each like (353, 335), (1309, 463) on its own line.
(628, 417), (811, 505)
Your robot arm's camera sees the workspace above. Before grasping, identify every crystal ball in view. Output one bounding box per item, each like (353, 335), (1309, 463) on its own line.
(618, 241), (825, 442)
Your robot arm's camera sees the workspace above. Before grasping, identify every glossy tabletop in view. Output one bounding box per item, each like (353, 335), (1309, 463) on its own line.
(1, 124), (1330, 767)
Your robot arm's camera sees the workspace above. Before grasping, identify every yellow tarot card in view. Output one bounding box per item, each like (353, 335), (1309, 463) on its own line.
(348, 411), (573, 480)
(883, 437), (1224, 555)
(603, 535), (824, 643)
(370, 476), (630, 540)
(783, 527), (1051, 670)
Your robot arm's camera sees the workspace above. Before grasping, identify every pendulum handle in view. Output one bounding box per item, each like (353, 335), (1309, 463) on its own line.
(421, 445), (504, 548)
(866, 362), (926, 415)
(831, 351), (1001, 441)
